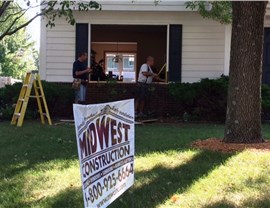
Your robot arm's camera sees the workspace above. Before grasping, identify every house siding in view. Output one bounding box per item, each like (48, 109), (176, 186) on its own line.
(41, 11), (226, 83)
(42, 18), (75, 82)
(265, 3), (270, 27)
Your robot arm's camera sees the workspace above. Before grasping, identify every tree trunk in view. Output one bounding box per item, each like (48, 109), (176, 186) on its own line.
(223, 1), (268, 143)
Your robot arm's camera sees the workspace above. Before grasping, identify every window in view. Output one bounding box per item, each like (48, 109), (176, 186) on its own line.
(123, 56), (135, 71)
(105, 52), (136, 82)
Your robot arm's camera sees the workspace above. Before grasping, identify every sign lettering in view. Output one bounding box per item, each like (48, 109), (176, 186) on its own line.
(73, 100), (135, 208)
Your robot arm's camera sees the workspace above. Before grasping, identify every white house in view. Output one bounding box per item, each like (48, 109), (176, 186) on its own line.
(39, 1), (270, 84)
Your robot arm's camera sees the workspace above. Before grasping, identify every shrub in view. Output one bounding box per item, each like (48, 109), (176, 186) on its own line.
(261, 84), (270, 120)
(0, 81), (74, 120)
(169, 76), (229, 121)
(169, 76), (270, 122)
(0, 83), (23, 120)
(0, 83), (22, 105)
(41, 81), (74, 117)
(0, 105), (14, 120)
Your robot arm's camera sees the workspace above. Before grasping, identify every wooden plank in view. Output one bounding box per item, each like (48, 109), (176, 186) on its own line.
(60, 119), (74, 123)
(54, 120), (75, 126)
(136, 119), (158, 124)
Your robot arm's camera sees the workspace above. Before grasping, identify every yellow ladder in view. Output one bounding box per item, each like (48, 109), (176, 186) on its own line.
(11, 70), (52, 127)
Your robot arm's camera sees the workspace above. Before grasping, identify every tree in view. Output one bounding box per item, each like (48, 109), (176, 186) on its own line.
(0, 5), (37, 79)
(0, 30), (37, 79)
(223, 1), (268, 143)
(187, 1), (268, 143)
(0, 1), (100, 77)
(0, 1), (100, 41)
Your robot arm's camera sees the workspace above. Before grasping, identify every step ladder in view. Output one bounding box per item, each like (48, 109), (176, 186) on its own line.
(11, 70), (52, 127)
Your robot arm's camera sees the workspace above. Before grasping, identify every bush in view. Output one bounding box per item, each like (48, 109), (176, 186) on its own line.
(261, 84), (270, 120)
(169, 76), (229, 121)
(41, 81), (74, 117)
(0, 81), (74, 120)
(168, 76), (270, 122)
(0, 105), (14, 120)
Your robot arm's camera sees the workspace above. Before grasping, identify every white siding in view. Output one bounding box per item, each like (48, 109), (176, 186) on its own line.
(265, 2), (270, 27)
(41, 11), (226, 83)
(41, 19), (75, 82)
(182, 22), (225, 82)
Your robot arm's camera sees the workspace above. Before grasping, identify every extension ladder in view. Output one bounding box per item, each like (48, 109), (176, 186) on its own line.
(11, 70), (52, 127)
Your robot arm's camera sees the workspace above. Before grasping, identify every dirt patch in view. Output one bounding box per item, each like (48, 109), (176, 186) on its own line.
(192, 138), (270, 153)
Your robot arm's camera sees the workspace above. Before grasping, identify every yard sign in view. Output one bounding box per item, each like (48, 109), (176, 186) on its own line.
(73, 99), (135, 208)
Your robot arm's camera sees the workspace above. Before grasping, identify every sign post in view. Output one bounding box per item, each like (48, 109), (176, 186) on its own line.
(73, 99), (135, 208)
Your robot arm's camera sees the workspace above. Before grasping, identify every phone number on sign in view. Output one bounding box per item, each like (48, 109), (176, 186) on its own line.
(84, 163), (134, 204)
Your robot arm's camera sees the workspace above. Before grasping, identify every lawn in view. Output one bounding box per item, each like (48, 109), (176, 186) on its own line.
(0, 122), (270, 208)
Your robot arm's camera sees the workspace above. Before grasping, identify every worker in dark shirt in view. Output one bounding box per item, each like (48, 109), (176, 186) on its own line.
(92, 59), (106, 81)
(72, 52), (92, 104)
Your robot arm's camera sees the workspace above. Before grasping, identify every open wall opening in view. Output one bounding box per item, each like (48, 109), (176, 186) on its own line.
(91, 24), (167, 82)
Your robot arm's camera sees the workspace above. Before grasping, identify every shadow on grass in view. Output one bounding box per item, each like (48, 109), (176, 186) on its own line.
(40, 165), (270, 208)
(11, 187), (84, 208)
(46, 187), (83, 208)
(202, 168), (270, 208)
(242, 195), (270, 208)
(108, 150), (233, 208)
(241, 174), (270, 208)
(0, 123), (78, 176)
(202, 195), (270, 208)
(203, 200), (237, 208)
(0, 123), (79, 207)
(0, 123), (228, 207)
(15, 149), (232, 208)
(0, 123), (223, 179)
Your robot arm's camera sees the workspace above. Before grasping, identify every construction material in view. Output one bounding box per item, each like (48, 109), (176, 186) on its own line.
(135, 119), (158, 125)
(157, 63), (167, 76)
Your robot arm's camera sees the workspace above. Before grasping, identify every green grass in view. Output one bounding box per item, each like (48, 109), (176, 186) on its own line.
(0, 122), (270, 208)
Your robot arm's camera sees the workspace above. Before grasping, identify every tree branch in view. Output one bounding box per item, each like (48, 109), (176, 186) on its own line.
(0, 1), (100, 41)
(0, 10), (43, 41)
(0, 2), (43, 24)
(0, 9), (26, 23)
(0, 8), (30, 41)
(0, 1), (11, 17)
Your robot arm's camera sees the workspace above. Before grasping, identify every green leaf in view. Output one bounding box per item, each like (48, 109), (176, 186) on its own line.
(186, 1), (232, 24)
